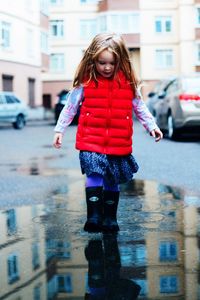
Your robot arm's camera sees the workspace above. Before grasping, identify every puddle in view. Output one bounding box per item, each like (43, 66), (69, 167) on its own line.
(0, 179), (200, 299)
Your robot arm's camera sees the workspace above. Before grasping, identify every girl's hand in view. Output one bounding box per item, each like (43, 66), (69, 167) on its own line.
(53, 132), (63, 148)
(150, 128), (163, 142)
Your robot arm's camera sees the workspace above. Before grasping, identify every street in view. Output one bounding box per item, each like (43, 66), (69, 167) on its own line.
(0, 120), (200, 208)
(0, 120), (200, 299)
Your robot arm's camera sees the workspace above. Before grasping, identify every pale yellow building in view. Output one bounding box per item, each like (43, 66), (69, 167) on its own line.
(0, 0), (49, 107)
(43, 0), (200, 105)
(0, 205), (47, 299)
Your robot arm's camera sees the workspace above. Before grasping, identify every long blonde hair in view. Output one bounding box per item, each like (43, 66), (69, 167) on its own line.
(73, 33), (139, 93)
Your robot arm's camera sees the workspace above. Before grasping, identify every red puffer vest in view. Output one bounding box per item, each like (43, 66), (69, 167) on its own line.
(75, 71), (134, 155)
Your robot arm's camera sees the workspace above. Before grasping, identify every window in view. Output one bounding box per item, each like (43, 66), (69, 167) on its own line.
(108, 13), (140, 34)
(50, 20), (64, 38)
(34, 284), (41, 300)
(159, 241), (178, 261)
(155, 16), (172, 33)
(155, 49), (173, 68)
(99, 15), (107, 32)
(196, 8), (200, 26)
(40, 0), (49, 15)
(80, 19), (97, 40)
(57, 275), (73, 293)
(6, 209), (17, 235)
(50, 53), (65, 73)
(7, 253), (20, 284)
(134, 279), (148, 296)
(196, 43), (200, 65)
(41, 31), (48, 54)
(46, 239), (71, 260)
(160, 275), (178, 293)
(50, 0), (63, 4)
(32, 243), (40, 270)
(120, 245), (146, 266)
(1, 21), (11, 49)
(27, 29), (34, 57)
(2, 75), (13, 92)
(80, 0), (98, 3)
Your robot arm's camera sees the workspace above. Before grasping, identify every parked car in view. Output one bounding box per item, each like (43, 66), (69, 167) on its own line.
(151, 75), (200, 139)
(54, 89), (80, 125)
(0, 92), (28, 129)
(146, 77), (175, 115)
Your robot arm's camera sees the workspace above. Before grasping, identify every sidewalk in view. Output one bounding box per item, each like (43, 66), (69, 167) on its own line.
(26, 107), (54, 124)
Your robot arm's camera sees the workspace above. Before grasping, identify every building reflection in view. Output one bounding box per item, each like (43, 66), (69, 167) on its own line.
(0, 205), (47, 299)
(0, 179), (200, 299)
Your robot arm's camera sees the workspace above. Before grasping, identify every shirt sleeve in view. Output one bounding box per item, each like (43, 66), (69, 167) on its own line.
(54, 86), (83, 133)
(133, 89), (159, 132)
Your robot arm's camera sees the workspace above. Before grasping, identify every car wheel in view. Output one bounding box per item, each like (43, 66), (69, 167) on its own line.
(13, 114), (26, 129)
(167, 114), (177, 139)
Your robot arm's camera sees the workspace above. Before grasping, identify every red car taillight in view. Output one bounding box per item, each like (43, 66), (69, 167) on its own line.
(179, 94), (200, 101)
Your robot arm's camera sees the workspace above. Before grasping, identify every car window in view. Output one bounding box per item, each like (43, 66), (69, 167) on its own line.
(60, 93), (68, 101)
(12, 96), (20, 103)
(0, 95), (5, 104)
(165, 80), (179, 94)
(5, 95), (17, 104)
(182, 77), (200, 94)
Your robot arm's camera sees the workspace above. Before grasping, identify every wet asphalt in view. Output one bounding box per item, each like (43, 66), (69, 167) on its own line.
(0, 120), (200, 299)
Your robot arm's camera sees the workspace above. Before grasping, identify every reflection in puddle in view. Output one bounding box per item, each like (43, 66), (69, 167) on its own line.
(9, 155), (66, 176)
(0, 179), (200, 299)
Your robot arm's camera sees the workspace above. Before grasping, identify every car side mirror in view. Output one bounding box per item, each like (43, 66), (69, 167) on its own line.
(158, 91), (166, 99)
(148, 92), (156, 97)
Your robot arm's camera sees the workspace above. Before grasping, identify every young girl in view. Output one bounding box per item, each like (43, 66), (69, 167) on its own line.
(53, 33), (163, 233)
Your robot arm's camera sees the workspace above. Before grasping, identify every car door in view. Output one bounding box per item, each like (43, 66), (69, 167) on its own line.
(5, 95), (19, 119)
(0, 94), (9, 121)
(154, 80), (176, 129)
(162, 79), (183, 128)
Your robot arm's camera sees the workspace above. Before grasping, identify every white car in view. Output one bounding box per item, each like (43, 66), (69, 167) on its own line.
(0, 92), (28, 129)
(152, 75), (200, 139)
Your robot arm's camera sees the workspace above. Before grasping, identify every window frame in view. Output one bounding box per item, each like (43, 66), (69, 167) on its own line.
(155, 49), (174, 69)
(1, 21), (11, 49)
(79, 19), (97, 40)
(7, 253), (20, 284)
(50, 20), (64, 38)
(196, 7), (200, 27)
(155, 16), (172, 34)
(50, 53), (65, 73)
(160, 275), (179, 294)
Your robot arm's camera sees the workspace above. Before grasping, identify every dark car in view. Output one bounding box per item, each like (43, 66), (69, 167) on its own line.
(54, 89), (80, 125)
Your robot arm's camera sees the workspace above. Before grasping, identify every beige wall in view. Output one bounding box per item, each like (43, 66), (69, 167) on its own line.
(0, 0), (47, 106)
(140, 0), (196, 82)
(0, 61), (42, 106)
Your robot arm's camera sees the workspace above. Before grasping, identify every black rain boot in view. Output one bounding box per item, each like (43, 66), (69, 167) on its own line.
(84, 186), (103, 233)
(84, 239), (105, 294)
(102, 190), (120, 232)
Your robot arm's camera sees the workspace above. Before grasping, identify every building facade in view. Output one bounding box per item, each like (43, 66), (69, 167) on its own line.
(43, 0), (199, 106)
(0, 0), (49, 107)
(42, 0), (141, 106)
(1, 0), (199, 107)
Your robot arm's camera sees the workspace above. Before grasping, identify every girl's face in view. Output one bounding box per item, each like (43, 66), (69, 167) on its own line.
(95, 49), (116, 78)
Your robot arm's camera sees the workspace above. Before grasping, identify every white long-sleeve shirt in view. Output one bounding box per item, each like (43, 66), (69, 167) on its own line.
(54, 86), (158, 134)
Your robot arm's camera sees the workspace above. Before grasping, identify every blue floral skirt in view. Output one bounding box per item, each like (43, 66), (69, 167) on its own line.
(79, 151), (139, 185)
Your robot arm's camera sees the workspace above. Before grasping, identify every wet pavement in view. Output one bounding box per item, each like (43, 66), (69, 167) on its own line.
(1, 173), (200, 300)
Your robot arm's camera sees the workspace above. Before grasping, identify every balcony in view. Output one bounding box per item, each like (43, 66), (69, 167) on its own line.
(98, 0), (139, 12)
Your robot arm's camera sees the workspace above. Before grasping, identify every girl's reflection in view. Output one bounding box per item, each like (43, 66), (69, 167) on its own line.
(84, 234), (141, 300)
